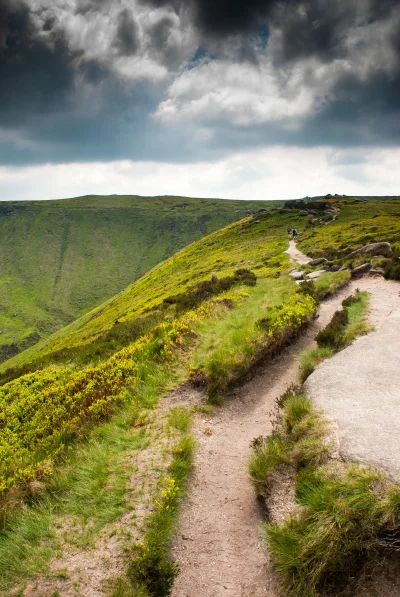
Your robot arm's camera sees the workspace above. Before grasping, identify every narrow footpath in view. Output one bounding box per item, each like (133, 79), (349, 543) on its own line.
(170, 242), (399, 597)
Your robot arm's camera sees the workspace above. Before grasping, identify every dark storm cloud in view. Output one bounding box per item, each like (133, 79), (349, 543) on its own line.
(1, 0), (400, 167)
(114, 8), (140, 55)
(0, 0), (164, 164)
(275, 1), (351, 63)
(142, 0), (280, 36)
(75, 0), (112, 16)
(148, 15), (176, 53)
(140, 0), (400, 68)
(0, 0), (78, 126)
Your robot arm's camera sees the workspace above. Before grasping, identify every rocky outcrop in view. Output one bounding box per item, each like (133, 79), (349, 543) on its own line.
(348, 242), (393, 259)
(309, 257), (327, 266)
(305, 308), (400, 482)
(320, 264), (341, 272)
(369, 267), (385, 277)
(351, 263), (371, 278)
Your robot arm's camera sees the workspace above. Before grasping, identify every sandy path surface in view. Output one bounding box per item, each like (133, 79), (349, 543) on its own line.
(171, 244), (377, 597)
(286, 239), (311, 265)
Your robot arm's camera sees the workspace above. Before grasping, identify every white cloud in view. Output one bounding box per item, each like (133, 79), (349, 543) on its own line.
(31, 0), (197, 83)
(1, 146), (400, 202)
(155, 58), (317, 125)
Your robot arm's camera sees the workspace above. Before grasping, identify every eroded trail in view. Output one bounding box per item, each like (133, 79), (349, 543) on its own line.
(171, 244), (400, 597)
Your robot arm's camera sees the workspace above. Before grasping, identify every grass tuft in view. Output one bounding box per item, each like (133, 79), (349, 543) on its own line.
(299, 290), (370, 382)
(298, 347), (334, 382)
(249, 435), (290, 497)
(127, 433), (194, 597)
(265, 465), (400, 597)
(249, 393), (328, 497)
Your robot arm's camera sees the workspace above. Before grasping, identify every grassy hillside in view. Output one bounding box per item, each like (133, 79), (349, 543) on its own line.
(297, 197), (400, 258)
(0, 197), (399, 594)
(0, 204), (326, 593)
(0, 205), (291, 376)
(0, 194), (279, 362)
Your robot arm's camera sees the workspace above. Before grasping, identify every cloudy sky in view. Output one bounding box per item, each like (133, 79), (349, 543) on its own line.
(1, 0), (400, 201)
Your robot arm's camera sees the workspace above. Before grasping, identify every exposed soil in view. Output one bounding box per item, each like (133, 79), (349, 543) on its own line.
(170, 243), (400, 597)
(13, 410), (182, 597)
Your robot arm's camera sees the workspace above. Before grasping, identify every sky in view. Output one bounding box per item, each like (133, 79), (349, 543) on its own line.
(1, 0), (400, 201)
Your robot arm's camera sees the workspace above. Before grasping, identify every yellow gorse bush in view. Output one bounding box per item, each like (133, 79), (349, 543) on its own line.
(264, 294), (317, 337)
(0, 304), (217, 497)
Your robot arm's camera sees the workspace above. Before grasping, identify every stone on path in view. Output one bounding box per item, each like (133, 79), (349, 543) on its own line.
(289, 271), (305, 280)
(306, 271), (323, 279)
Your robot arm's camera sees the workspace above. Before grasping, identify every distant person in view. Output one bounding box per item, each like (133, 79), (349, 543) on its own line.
(292, 227), (298, 239)
(287, 226), (292, 239)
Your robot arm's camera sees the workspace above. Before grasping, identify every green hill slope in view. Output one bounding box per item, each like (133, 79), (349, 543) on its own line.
(1, 197), (399, 593)
(0, 194), (278, 361)
(0, 204), (291, 377)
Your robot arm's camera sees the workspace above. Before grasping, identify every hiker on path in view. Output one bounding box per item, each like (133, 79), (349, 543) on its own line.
(292, 227), (298, 239)
(287, 226), (292, 239)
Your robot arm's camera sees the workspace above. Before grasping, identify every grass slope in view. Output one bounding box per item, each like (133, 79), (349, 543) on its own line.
(1, 197), (399, 593)
(0, 205), (321, 593)
(297, 197), (400, 258)
(0, 194), (278, 361)
(0, 206), (291, 376)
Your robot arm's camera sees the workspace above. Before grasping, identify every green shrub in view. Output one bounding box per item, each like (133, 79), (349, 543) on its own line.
(128, 543), (177, 597)
(249, 435), (291, 496)
(163, 270), (257, 313)
(298, 346), (334, 382)
(316, 309), (348, 349)
(249, 393), (327, 497)
(314, 290), (369, 353)
(343, 290), (370, 343)
(314, 270), (350, 299)
(384, 262), (400, 280)
(266, 466), (400, 597)
(296, 280), (318, 302)
(283, 395), (313, 433)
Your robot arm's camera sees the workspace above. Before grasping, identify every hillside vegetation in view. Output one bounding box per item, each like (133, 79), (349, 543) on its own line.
(0, 194), (278, 362)
(1, 196), (399, 595)
(298, 197), (400, 258)
(0, 204), (326, 593)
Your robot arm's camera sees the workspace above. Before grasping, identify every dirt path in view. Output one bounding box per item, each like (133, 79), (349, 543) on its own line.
(170, 244), (397, 597)
(286, 239), (311, 265)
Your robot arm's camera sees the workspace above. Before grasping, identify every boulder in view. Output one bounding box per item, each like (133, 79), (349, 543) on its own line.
(299, 210), (309, 216)
(321, 264), (341, 272)
(306, 270), (323, 279)
(289, 270), (305, 280)
(351, 263), (371, 278)
(347, 242), (393, 259)
(311, 218), (319, 224)
(309, 257), (328, 266)
(369, 267), (385, 277)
